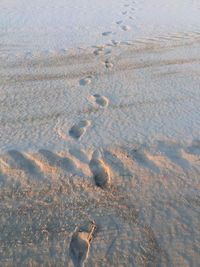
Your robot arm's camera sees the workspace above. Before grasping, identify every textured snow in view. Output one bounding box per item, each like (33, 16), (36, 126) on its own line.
(0, 1), (200, 266)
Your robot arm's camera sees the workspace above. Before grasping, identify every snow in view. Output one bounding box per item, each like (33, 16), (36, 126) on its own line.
(0, 0), (200, 266)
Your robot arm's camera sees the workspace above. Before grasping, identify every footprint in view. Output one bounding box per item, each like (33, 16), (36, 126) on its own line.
(93, 45), (105, 56)
(102, 59), (113, 70)
(102, 31), (113, 36)
(89, 150), (111, 188)
(69, 221), (96, 267)
(105, 62), (113, 69)
(111, 40), (120, 46)
(69, 120), (91, 139)
(122, 11), (128, 15)
(93, 49), (103, 56)
(116, 20), (123, 25)
(121, 25), (131, 31)
(79, 77), (92, 86)
(91, 94), (109, 107)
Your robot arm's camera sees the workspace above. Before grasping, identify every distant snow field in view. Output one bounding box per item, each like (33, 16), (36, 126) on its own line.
(0, 0), (200, 55)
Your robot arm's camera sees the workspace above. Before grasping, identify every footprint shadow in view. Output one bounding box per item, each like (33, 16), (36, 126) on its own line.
(69, 148), (89, 164)
(39, 149), (84, 176)
(7, 150), (45, 181)
(104, 150), (133, 177)
(130, 149), (160, 173)
(186, 140), (200, 156)
(156, 141), (191, 169)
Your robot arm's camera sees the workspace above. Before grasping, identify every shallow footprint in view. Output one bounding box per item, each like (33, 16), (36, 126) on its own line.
(111, 40), (121, 46)
(93, 49), (103, 56)
(92, 94), (109, 107)
(116, 20), (123, 25)
(104, 59), (113, 69)
(121, 25), (131, 31)
(102, 31), (113, 36)
(89, 150), (111, 189)
(69, 221), (96, 267)
(69, 120), (91, 139)
(79, 77), (92, 86)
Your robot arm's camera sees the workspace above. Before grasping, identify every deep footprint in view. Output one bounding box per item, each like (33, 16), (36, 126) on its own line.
(69, 120), (91, 139)
(89, 150), (111, 188)
(69, 221), (96, 267)
(93, 94), (109, 107)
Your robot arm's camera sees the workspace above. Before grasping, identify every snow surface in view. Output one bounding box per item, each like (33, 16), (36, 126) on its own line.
(0, 1), (200, 266)
(1, 42), (200, 152)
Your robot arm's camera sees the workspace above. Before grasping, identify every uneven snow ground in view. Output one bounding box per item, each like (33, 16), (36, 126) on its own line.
(0, 0), (200, 266)
(1, 42), (200, 152)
